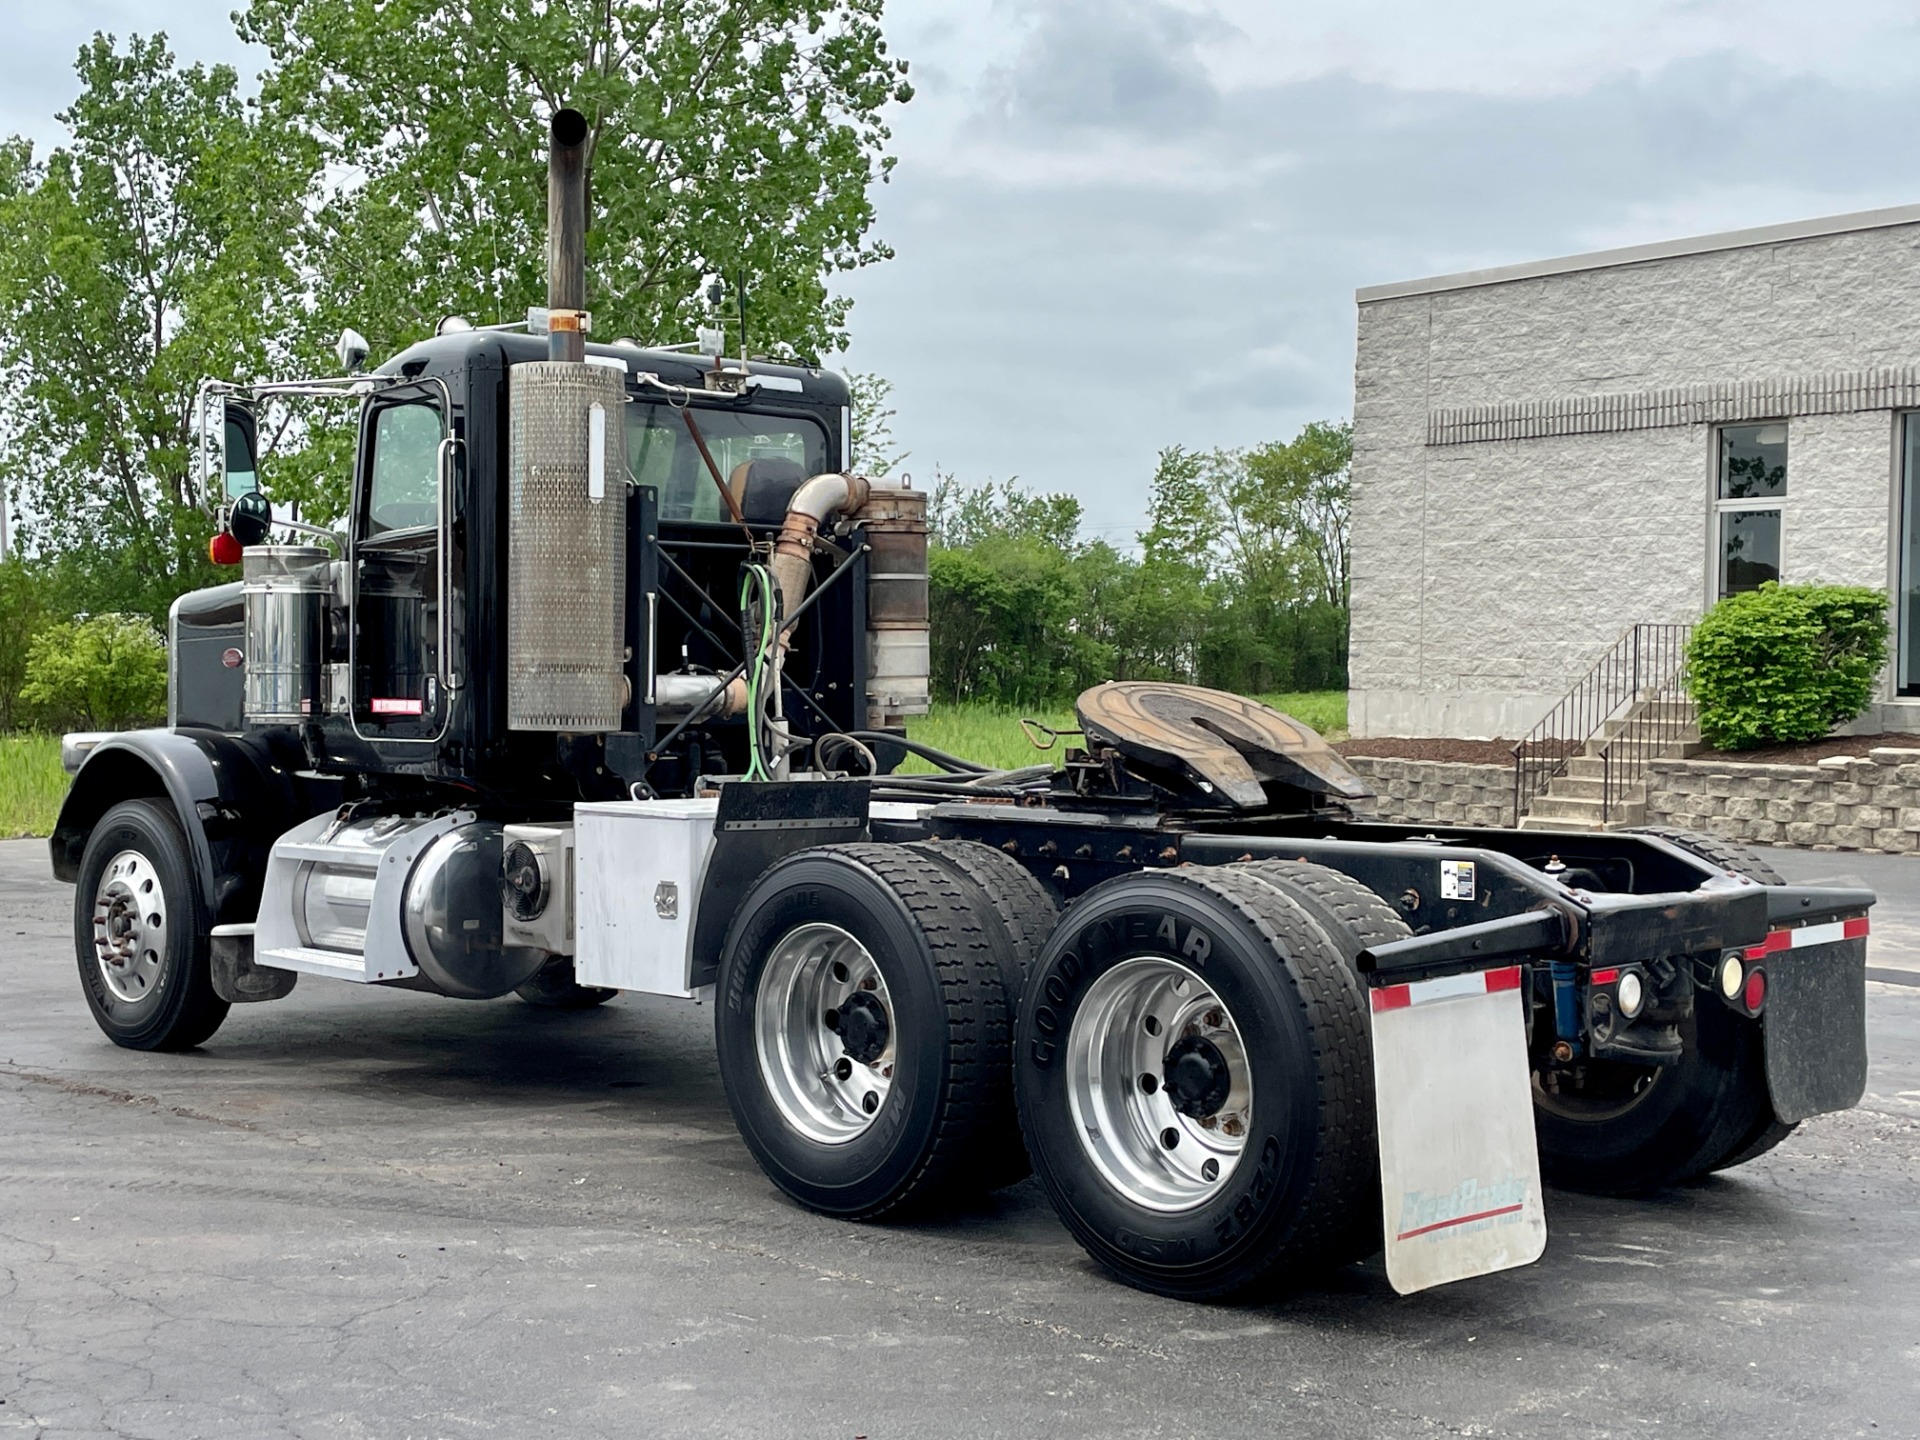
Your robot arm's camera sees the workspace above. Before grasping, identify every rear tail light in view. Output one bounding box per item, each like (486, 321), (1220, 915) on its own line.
(1742, 967), (1767, 1015)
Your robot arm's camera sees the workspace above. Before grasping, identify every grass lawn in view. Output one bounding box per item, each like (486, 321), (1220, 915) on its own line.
(0, 734), (68, 838)
(904, 691), (1347, 773)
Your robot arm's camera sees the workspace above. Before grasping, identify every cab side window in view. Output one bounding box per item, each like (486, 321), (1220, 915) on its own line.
(366, 403), (444, 535)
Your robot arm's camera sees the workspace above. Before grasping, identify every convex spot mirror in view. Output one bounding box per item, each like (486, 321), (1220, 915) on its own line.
(229, 489), (273, 547)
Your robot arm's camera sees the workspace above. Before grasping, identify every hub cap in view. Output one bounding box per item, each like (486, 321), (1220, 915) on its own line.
(754, 923), (897, 1144)
(1065, 957), (1253, 1212)
(91, 850), (168, 1005)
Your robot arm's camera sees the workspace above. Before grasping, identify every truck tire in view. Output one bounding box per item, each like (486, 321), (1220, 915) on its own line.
(907, 839), (1058, 1019)
(74, 799), (230, 1052)
(714, 844), (1014, 1219)
(1534, 825), (1793, 1191)
(1013, 867), (1374, 1300)
(1232, 859), (1411, 962)
(1624, 824), (1786, 884)
(1230, 858), (1411, 1259)
(513, 956), (617, 1010)
(1533, 999), (1774, 1194)
(908, 839), (1059, 1189)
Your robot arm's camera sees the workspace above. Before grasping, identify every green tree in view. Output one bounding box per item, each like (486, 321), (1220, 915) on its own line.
(240, 0), (914, 364)
(0, 34), (317, 629)
(0, 560), (54, 730)
(20, 612), (169, 730)
(849, 371), (906, 476)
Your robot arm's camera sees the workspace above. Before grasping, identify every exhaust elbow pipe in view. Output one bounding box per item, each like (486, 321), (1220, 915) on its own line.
(769, 472), (872, 624)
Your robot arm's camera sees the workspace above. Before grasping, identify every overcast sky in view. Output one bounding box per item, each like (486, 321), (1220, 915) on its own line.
(10, 2), (1920, 541)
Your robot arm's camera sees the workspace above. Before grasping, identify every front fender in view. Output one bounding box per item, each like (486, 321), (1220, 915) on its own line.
(50, 728), (335, 926)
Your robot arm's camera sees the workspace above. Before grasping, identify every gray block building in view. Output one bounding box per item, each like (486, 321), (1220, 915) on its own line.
(1348, 203), (1920, 741)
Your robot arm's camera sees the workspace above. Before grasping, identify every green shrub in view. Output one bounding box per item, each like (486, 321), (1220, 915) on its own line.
(1687, 583), (1888, 750)
(19, 613), (169, 731)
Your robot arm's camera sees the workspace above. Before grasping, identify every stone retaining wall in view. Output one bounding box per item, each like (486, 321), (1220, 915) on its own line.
(1344, 750), (1920, 851)
(1646, 753), (1920, 853)
(1345, 756), (1513, 827)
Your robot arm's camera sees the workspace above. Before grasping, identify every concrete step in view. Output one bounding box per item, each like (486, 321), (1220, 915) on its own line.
(1521, 792), (1648, 828)
(1565, 755), (1606, 779)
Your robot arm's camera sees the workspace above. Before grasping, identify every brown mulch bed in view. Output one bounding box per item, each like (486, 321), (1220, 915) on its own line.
(1693, 734), (1920, 766)
(1336, 737), (1517, 766)
(1336, 733), (1920, 768)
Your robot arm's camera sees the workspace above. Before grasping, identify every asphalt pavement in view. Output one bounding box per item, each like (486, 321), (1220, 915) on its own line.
(1, 837), (1916, 1439)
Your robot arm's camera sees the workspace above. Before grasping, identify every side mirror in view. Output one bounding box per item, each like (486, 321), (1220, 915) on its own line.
(229, 489), (273, 547)
(335, 327), (370, 373)
(222, 401), (259, 501)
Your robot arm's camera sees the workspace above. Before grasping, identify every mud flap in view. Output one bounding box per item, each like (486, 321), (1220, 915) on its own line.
(1370, 965), (1547, 1295)
(1754, 928), (1869, 1124)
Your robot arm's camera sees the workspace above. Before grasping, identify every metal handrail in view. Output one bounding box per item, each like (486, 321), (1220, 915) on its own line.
(1512, 623), (1694, 825)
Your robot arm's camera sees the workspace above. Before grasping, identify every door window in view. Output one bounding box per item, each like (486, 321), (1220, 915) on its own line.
(367, 402), (445, 535)
(1715, 423), (1787, 599)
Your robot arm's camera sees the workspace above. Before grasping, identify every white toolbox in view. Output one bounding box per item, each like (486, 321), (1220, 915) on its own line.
(573, 798), (720, 996)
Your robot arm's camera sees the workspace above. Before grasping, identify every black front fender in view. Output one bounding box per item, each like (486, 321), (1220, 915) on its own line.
(50, 728), (336, 926)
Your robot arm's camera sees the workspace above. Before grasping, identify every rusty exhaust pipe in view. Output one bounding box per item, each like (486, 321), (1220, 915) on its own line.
(547, 108), (589, 363)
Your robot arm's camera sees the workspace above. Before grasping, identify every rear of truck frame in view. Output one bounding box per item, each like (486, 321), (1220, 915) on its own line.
(51, 111), (1875, 1299)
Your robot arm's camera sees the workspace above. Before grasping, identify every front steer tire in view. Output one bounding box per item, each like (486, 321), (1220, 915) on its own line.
(714, 844), (1016, 1219)
(1013, 866), (1374, 1301)
(74, 799), (230, 1052)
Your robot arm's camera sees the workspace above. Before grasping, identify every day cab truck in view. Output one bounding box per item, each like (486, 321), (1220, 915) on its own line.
(51, 111), (1876, 1299)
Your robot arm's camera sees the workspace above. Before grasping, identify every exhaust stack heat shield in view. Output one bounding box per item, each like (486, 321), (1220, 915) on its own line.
(507, 362), (628, 731)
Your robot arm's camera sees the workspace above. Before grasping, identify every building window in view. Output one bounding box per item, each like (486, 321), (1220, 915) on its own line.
(1900, 416), (1920, 697)
(1715, 423), (1787, 599)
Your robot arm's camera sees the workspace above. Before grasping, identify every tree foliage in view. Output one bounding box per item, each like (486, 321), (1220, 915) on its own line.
(240, 0), (913, 364)
(20, 613), (168, 731)
(925, 423), (1354, 709)
(1687, 583), (1889, 750)
(0, 34), (315, 627)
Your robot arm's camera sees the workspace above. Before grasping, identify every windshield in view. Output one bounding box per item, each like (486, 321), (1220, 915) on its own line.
(627, 403), (828, 522)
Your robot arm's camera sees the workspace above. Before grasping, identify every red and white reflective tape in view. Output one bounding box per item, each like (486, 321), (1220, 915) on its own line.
(1371, 965), (1522, 1013)
(1745, 915), (1869, 962)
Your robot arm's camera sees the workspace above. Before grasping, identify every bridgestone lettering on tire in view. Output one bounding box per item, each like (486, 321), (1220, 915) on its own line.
(1013, 866), (1375, 1300)
(714, 844), (1015, 1219)
(74, 799), (229, 1052)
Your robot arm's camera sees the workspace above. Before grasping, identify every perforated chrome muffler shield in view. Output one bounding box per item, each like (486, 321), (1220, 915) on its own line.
(507, 362), (628, 731)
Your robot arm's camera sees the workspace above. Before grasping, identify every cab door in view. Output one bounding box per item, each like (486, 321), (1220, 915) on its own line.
(351, 390), (460, 743)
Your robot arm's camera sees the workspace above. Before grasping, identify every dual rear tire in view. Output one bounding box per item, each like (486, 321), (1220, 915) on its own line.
(715, 844), (1393, 1300)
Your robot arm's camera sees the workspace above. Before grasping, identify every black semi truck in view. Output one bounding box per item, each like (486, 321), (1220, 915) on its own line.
(51, 111), (1875, 1300)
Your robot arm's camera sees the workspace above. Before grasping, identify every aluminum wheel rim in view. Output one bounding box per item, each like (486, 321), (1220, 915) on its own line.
(1066, 957), (1253, 1213)
(91, 849), (168, 1006)
(754, 923), (897, 1145)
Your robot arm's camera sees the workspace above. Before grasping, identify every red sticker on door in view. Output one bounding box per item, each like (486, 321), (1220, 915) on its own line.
(370, 698), (424, 716)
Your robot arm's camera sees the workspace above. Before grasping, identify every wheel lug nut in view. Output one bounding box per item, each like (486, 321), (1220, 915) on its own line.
(1221, 1116), (1244, 1138)
(859, 975), (877, 991)
(1198, 1113), (1217, 1130)
(881, 1063), (893, 1079)
(1203, 1008), (1223, 1028)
